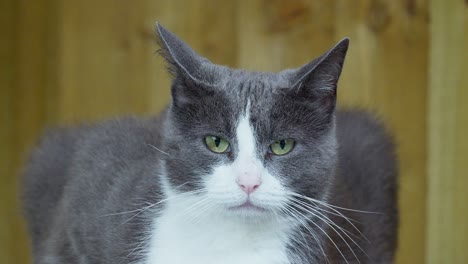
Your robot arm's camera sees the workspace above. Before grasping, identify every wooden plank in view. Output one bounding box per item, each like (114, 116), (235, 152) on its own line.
(237, 0), (335, 72)
(335, 0), (429, 263)
(3, 0), (59, 263)
(427, 0), (468, 263)
(12, 0), (58, 262)
(57, 0), (160, 121)
(0, 0), (17, 263)
(195, 0), (238, 67)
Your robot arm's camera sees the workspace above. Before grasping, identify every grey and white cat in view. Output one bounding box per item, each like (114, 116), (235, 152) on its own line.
(22, 24), (398, 264)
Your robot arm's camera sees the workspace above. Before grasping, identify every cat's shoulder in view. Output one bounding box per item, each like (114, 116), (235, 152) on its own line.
(82, 116), (161, 143)
(68, 116), (163, 161)
(335, 108), (397, 179)
(335, 108), (396, 167)
(40, 115), (159, 146)
(336, 109), (394, 146)
(28, 115), (163, 170)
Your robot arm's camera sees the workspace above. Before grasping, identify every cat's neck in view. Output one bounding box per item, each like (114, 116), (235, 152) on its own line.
(144, 194), (293, 264)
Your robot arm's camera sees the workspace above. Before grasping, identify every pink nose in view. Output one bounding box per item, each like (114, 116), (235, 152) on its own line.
(237, 174), (261, 194)
(239, 183), (260, 194)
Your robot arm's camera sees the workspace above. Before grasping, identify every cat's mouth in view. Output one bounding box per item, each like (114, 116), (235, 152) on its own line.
(228, 200), (266, 212)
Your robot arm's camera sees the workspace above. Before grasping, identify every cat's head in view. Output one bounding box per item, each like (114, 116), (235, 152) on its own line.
(156, 24), (348, 221)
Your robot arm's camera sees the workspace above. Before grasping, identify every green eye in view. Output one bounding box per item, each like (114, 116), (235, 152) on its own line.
(270, 139), (295, 156)
(205, 136), (230, 153)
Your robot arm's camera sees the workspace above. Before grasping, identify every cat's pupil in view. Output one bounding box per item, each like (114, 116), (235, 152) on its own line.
(280, 140), (286, 149)
(214, 137), (221, 147)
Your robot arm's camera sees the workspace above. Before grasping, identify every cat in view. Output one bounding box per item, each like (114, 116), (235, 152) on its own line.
(21, 23), (398, 264)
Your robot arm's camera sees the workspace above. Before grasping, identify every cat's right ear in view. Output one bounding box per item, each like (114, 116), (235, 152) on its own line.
(156, 23), (214, 107)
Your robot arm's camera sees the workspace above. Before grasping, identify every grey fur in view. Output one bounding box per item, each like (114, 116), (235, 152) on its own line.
(21, 24), (397, 264)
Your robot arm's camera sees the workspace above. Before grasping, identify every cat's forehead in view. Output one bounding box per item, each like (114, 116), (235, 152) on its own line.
(218, 68), (292, 101)
(222, 69), (290, 88)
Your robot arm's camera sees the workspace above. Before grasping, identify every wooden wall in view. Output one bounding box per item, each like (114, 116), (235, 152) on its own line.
(1, 0), (466, 263)
(427, 0), (468, 263)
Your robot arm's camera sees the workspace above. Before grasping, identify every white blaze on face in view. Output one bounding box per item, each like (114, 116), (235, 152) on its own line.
(203, 102), (287, 210)
(233, 110), (263, 194)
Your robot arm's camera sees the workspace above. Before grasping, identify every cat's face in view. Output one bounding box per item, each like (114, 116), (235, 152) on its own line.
(157, 24), (348, 221)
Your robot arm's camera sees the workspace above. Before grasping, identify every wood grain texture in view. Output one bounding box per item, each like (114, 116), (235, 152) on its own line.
(0, 1), (17, 263)
(237, 0), (336, 71)
(57, 0), (155, 121)
(427, 0), (468, 263)
(1, 0), (58, 262)
(335, 1), (429, 263)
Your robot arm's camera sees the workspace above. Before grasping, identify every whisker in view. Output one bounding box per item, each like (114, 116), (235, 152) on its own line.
(114, 189), (206, 227)
(121, 236), (152, 264)
(304, 203), (360, 224)
(191, 201), (218, 225)
(285, 204), (348, 264)
(288, 192), (369, 242)
(291, 200), (363, 263)
(281, 206), (329, 263)
(99, 182), (197, 218)
(288, 192), (382, 214)
(180, 196), (212, 221)
(146, 143), (170, 156)
(99, 206), (150, 218)
(290, 197), (366, 243)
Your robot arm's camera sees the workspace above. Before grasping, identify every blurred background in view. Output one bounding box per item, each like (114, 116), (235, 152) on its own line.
(1, 0), (466, 263)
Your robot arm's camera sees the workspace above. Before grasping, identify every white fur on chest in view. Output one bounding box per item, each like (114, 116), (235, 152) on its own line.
(143, 199), (291, 264)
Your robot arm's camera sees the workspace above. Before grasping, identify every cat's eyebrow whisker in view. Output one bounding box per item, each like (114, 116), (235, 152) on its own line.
(146, 143), (171, 156)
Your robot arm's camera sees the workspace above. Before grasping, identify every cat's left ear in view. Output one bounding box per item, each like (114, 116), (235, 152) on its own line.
(289, 38), (349, 112)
